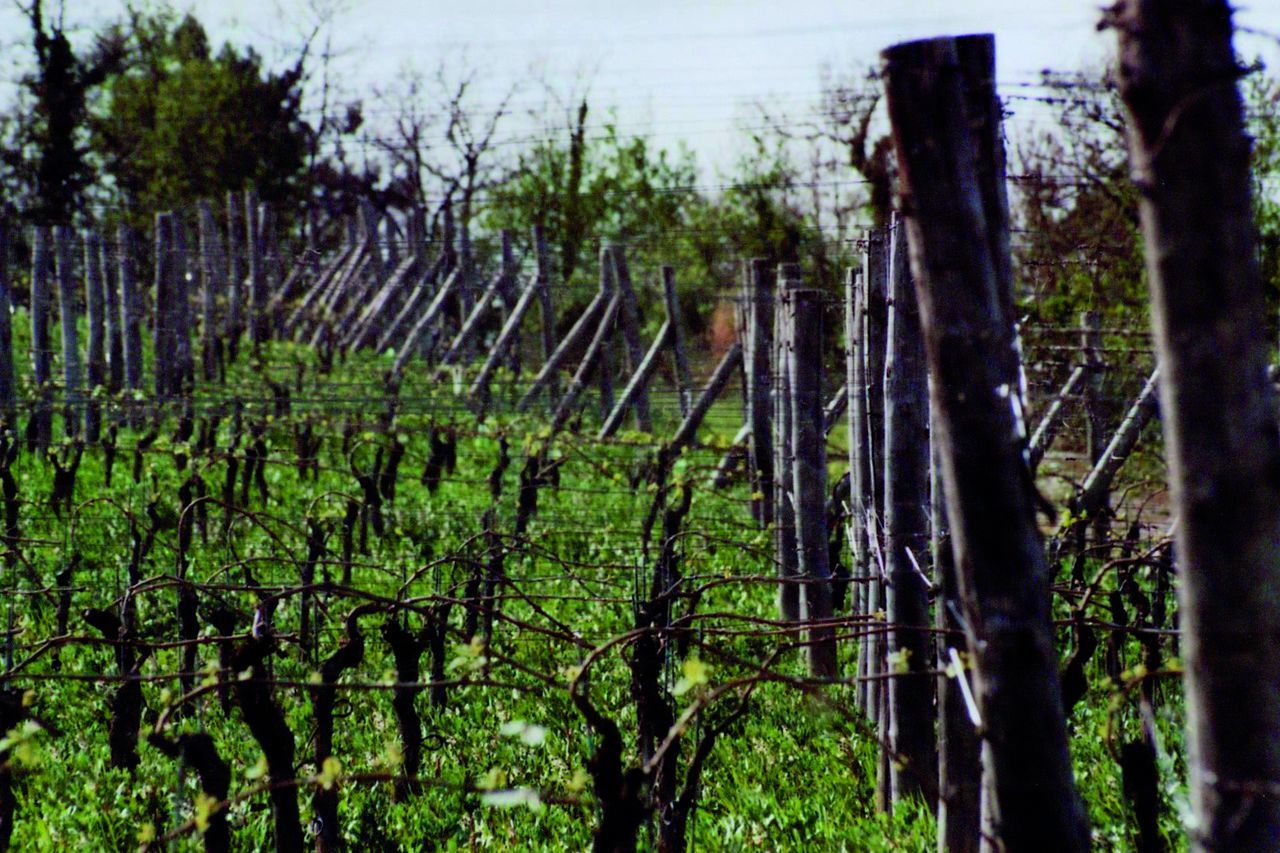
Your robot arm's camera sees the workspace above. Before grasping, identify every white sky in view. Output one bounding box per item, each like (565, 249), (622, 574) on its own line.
(3, 0), (1279, 175)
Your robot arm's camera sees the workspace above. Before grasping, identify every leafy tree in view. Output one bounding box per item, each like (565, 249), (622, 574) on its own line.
(90, 10), (312, 220)
(1013, 65), (1280, 329)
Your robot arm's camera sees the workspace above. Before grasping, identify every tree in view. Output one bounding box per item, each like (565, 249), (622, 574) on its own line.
(483, 100), (700, 291)
(1013, 65), (1280, 328)
(89, 10), (312, 220)
(6, 0), (126, 225)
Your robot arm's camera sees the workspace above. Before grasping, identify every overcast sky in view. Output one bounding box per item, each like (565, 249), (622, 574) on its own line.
(3, 0), (1279, 173)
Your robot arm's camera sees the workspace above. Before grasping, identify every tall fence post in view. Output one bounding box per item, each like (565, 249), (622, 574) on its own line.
(882, 213), (936, 805)
(883, 33), (1088, 851)
(0, 226), (14, 421)
(54, 225), (83, 438)
(84, 230), (105, 442)
(745, 260), (774, 529)
(198, 200), (226, 382)
(1111, 3), (1280, 846)
(29, 226), (53, 449)
(171, 215), (194, 394)
(862, 226), (890, 759)
(531, 225), (558, 406)
(101, 232), (122, 394)
(661, 266), (694, 418)
(153, 213), (174, 403)
(608, 244), (652, 432)
(118, 225), (143, 426)
(225, 191), (244, 361)
(774, 264), (800, 623)
(788, 279), (836, 678)
(933, 391), (980, 853)
(245, 190), (265, 348)
(844, 266), (869, 717)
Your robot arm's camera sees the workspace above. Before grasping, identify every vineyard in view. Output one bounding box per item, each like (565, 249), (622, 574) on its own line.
(0, 9), (1273, 853)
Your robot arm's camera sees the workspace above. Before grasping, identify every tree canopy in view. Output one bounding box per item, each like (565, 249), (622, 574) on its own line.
(90, 11), (311, 221)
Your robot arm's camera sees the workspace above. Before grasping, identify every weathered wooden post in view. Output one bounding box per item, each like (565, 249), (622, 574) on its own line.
(225, 191), (244, 360)
(198, 200), (226, 382)
(534, 225), (559, 403)
(244, 190), (265, 348)
(1080, 311), (1106, 538)
(83, 230), (106, 442)
(171, 215), (194, 394)
(844, 266), (869, 716)
(500, 231), (522, 377)
(883, 33), (1088, 851)
(0, 226), (14, 420)
(882, 214), (936, 804)
(29, 226), (53, 448)
(788, 277), (836, 678)
(518, 246), (613, 411)
(774, 264), (799, 623)
(54, 225), (83, 437)
(933, 397), (980, 853)
(117, 225), (144, 424)
(256, 203), (278, 345)
(661, 266), (694, 418)
(862, 227), (889, 737)
(608, 244), (652, 432)
(746, 260), (774, 528)
(1111, 4), (1280, 846)
(100, 233), (122, 394)
(153, 213), (174, 402)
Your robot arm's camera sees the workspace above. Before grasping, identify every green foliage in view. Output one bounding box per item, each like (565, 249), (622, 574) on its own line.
(89, 10), (310, 224)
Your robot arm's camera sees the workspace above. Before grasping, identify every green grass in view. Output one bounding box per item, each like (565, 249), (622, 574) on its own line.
(0, 322), (1189, 850)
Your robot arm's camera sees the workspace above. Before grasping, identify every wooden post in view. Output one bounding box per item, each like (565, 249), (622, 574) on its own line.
(534, 225), (559, 402)
(499, 231), (522, 376)
(883, 34), (1088, 851)
(882, 213), (936, 804)
(83, 230), (105, 442)
(29, 226), (53, 448)
(389, 269), (462, 375)
(788, 282), (836, 678)
(244, 191), (265, 347)
(844, 267), (870, 716)
(933, 387), (981, 853)
(436, 272), (515, 374)
(198, 200), (226, 382)
(225, 191), (244, 359)
(101, 232), (123, 394)
(661, 266), (694, 418)
(153, 212), (174, 401)
(666, 342), (743, 457)
(863, 227), (889, 743)
(608, 244), (652, 432)
(54, 225), (83, 437)
(469, 274), (544, 413)
(256, 203), (278, 343)
(746, 260), (775, 529)
(0, 226), (14, 420)
(118, 225), (144, 416)
(518, 245), (612, 411)
(598, 322), (673, 439)
(1027, 364), (1088, 472)
(1076, 369), (1159, 520)
(774, 264), (800, 623)
(549, 295), (622, 436)
(1112, 3), (1280, 846)
(170, 215), (194, 393)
